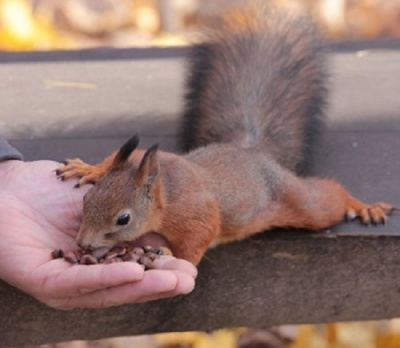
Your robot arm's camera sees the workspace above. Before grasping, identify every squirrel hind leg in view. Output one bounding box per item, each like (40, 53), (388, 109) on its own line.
(56, 158), (109, 187)
(346, 196), (394, 225)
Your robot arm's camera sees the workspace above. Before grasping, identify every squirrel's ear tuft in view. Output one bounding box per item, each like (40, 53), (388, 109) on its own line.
(137, 143), (160, 188)
(111, 134), (140, 170)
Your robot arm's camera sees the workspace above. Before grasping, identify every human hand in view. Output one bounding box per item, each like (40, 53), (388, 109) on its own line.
(0, 160), (197, 309)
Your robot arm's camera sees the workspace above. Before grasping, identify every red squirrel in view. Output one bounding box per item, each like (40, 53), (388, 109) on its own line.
(57, 4), (393, 265)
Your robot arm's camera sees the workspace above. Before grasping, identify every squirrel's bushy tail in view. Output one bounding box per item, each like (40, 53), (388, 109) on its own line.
(180, 4), (327, 174)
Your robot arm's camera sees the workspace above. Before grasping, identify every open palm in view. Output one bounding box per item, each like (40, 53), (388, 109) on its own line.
(0, 160), (196, 309)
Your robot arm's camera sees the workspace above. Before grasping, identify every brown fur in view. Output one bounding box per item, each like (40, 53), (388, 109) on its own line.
(57, 5), (393, 265)
(180, 4), (326, 174)
(59, 139), (392, 265)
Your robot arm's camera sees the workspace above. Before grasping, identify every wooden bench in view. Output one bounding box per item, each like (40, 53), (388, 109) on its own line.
(1, 39), (400, 347)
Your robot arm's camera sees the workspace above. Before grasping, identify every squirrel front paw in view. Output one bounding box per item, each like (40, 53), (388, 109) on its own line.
(346, 196), (394, 225)
(56, 158), (101, 187)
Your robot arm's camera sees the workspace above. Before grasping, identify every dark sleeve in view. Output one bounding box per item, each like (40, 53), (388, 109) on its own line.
(0, 137), (23, 161)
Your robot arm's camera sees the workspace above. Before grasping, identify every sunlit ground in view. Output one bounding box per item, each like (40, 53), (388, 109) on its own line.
(39, 321), (400, 348)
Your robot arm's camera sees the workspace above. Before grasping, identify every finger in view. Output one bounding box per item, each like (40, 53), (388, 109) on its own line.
(152, 256), (198, 278)
(159, 270), (196, 296)
(37, 261), (145, 297)
(135, 273), (196, 303)
(51, 269), (195, 310)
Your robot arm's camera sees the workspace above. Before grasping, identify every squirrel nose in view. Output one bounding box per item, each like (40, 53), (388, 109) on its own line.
(77, 241), (91, 250)
(76, 231), (93, 250)
(77, 239), (94, 250)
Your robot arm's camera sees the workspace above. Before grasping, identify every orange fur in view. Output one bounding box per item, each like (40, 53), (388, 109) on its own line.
(56, 4), (393, 265)
(58, 143), (392, 265)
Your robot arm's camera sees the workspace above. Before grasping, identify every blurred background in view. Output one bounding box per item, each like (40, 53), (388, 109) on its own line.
(1, 0), (400, 51)
(2, 0), (400, 347)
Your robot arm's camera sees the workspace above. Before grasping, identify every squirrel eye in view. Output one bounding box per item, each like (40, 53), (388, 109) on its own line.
(116, 213), (131, 226)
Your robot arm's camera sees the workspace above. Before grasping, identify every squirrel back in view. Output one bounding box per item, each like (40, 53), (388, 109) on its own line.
(180, 4), (327, 174)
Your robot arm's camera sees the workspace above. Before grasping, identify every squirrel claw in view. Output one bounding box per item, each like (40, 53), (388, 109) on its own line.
(56, 158), (101, 186)
(345, 208), (357, 221)
(346, 198), (393, 226)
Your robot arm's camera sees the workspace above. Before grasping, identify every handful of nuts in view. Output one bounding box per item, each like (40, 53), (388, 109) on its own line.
(51, 244), (173, 270)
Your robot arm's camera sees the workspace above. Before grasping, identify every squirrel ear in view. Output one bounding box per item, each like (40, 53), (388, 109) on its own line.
(136, 143), (159, 188)
(111, 134), (139, 170)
